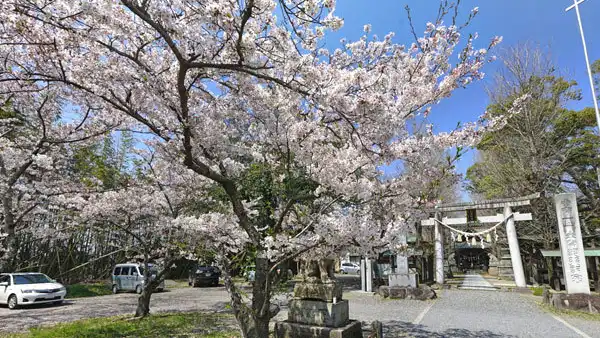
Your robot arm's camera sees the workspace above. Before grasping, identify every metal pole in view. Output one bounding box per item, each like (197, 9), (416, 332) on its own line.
(566, 0), (600, 186)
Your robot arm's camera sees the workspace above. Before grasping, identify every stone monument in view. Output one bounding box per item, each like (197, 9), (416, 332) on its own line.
(554, 193), (590, 294)
(388, 235), (418, 288)
(274, 258), (362, 338)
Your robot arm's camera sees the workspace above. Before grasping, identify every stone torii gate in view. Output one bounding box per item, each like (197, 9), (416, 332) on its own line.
(421, 193), (539, 288)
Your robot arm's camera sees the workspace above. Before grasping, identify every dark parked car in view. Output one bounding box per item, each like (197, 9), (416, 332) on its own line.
(188, 265), (221, 287)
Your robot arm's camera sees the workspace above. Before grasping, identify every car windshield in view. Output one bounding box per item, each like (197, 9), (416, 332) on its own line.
(13, 274), (51, 285)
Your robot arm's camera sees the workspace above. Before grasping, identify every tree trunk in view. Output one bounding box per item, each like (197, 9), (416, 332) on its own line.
(135, 286), (152, 318)
(222, 269), (254, 337)
(221, 255), (275, 338)
(250, 257), (271, 337)
(0, 229), (17, 272)
(1, 194), (16, 272)
(134, 258), (154, 318)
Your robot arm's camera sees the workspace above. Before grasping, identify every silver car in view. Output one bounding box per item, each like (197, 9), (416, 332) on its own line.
(111, 263), (164, 294)
(340, 262), (361, 274)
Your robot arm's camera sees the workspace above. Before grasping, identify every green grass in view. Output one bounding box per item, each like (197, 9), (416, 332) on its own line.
(66, 283), (112, 299)
(530, 286), (545, 296)
(12, 312), (240, 338)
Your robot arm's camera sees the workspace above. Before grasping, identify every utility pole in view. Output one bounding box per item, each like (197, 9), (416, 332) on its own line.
(566, 0), (600, 186)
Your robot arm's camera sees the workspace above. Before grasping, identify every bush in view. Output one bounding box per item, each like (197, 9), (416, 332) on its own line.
(66, 283), (112, 298)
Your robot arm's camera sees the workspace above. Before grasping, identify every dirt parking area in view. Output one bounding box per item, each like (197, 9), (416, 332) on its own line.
(0, 286), (233, 333)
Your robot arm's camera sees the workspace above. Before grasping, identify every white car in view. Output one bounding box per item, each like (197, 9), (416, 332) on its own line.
(0, 273), (67, 309)
(340, 262), (360, 274)
(245, 267), (256, 282)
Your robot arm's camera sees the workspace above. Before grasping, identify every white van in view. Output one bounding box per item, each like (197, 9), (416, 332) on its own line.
(111, 263), (165, 294)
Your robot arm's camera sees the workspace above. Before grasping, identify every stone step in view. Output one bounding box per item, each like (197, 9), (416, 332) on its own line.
(460, 272), (497, 291)
(458, 286), (499, 291)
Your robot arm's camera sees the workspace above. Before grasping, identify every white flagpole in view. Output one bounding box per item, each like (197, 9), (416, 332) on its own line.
(566, 0), (600, 186)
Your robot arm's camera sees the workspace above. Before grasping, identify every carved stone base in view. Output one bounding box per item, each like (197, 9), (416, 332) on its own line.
(377, 285), (436, 300)
(549, 293), (600, 313)
(294, 282), (343, 302)
(288, 299), (349, 327)
(388, 273), (418, 288)
(274, 320), (362, 338)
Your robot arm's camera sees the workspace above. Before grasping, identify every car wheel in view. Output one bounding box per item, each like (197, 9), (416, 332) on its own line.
(8, 295), (18, 310)
(112, 285), (118, 294)
(53, 300), (63, 306)
(135, 285), (143, 294)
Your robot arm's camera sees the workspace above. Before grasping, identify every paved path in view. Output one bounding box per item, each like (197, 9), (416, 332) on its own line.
(459, 272), (498, 291)
(340, 288), (600, 338)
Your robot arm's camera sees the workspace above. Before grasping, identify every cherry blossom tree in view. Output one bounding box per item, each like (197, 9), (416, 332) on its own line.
(81, 151), (210, 317)
(0, 85), (114, 271)
(0, 1), (519, 336)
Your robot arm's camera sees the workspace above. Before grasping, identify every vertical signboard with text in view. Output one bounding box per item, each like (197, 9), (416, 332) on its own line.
(554, 193), (590, 294)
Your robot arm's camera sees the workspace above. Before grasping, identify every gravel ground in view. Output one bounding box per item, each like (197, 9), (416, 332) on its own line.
(2, 276), (600, 337)
(0, 286), (232, 333)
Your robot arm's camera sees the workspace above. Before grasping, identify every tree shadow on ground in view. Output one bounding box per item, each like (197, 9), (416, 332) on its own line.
(362, 321), (516, 338)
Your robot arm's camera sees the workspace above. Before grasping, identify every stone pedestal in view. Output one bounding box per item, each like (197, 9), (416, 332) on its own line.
(549, 293), (600, 313)
(288, 299), (349, 327)
(388, 273), (418, 287)
(377, 285), (436, 300)
(294, 282), (342, 302)
(275, 320), (363, 338)
(275, 282), (362, 338)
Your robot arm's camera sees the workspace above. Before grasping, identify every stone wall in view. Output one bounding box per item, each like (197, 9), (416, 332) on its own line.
(543, 288), (600, 313)
(377, 285), (436, 300)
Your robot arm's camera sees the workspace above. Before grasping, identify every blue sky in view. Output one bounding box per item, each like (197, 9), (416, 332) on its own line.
(329, 0), (600, 200)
